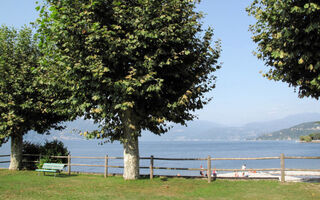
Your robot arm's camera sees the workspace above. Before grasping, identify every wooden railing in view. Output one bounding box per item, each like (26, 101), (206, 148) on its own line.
(0, 154), (10, 164)
(1, 153), (320, 183)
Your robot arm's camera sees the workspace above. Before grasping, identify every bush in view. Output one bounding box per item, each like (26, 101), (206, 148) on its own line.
(37, 140), (69, 168)
(300, 136), (311, 142)
(22, 140), (69, 169)
(22, 142), (42, 170)
(310, 133), (320, 140)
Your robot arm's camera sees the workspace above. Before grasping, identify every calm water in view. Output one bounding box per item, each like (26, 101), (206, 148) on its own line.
(1, 140), (319, 176)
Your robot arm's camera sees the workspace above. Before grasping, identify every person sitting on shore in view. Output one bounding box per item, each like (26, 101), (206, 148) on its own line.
(242, 164), (246, 177)
(212, 169), (217, 180)
(234, 170), (239, 177)
(200, 165), (205, 177)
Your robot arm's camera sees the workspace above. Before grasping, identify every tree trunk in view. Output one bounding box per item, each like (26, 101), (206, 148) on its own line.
(9, 134), (23, 170)
(122, 110), (140, 180)
(123, 135), (139, 180)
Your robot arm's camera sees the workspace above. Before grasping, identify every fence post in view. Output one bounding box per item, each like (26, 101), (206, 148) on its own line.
(150, 155), (154, 180)
(104, 154), (108, 178)
(68, 154), (71, 175)
(207, 155), (211, 183)
(280, 153), (285, 182)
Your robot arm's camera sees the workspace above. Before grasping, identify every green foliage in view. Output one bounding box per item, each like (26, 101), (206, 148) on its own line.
(22, 142), (42, 170)
(22, 141), (42, 155)
(37, 157), (52, 169)
(300, 135), (312, 142)
(256, 121), (320, 140)
(0, 25), (73, 146)
(22, 140), (69, 169)
(308, 132), (320, 140)
(247, 0), (320, 98)
(40, 140), (69, 164)
(300, 132), (320, 142)
(36, 0), (221, 142)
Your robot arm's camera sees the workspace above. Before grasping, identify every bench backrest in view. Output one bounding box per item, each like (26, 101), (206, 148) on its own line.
(42, 163), (65, 170)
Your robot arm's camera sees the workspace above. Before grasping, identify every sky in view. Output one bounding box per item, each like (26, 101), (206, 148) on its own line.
(0, 0), (319, 126)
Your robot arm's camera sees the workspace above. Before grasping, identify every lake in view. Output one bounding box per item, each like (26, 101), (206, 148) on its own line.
(1, 140), (319, 176)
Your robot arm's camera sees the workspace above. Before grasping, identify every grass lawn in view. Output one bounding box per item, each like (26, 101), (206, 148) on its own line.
(0, 169), (319, 200)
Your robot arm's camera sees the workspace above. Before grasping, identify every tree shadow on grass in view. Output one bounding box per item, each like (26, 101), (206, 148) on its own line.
(301, 178), (320, 183)
(35, 172), (78, 178)
(139, 174), (207, 182)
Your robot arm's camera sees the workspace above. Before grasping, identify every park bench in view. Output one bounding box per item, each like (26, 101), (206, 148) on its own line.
(35, 163), (66, 177)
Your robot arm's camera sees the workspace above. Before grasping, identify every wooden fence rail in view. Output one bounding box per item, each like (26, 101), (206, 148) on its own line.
(153, 157), (207, 161)
(211, 157), (280, 160)
(285, 156), (320, 159)
(1, 153), (320, 183)
(0, 154), (10, 164)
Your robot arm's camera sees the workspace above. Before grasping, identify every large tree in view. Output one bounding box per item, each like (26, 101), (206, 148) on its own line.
(37, 0), (221, 179)
(0, 26), (72, 170)
(247, 0), (320, 98)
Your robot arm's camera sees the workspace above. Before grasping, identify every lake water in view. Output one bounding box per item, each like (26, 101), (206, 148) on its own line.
(1, 140), (319, 176)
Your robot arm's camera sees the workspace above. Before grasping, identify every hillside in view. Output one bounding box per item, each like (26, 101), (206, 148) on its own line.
(142, 113), (320, 141)
(256, 121), (320, 141)
(19, 113), (320, 143)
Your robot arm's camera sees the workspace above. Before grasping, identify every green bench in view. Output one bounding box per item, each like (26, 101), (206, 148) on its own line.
(35, 163), (66, 177)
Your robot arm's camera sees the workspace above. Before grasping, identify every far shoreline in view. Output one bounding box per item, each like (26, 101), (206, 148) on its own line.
(299, 140), (320, 143)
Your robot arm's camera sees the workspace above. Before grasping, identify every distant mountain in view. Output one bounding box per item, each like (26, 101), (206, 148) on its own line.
(256, 121), (320, 141)
(22, 112), (320, 143)
(141, 120), (228, 141)
(243, 113), (320, 133)
(142, 113), (320, 141)
(23, 118), (98, 143)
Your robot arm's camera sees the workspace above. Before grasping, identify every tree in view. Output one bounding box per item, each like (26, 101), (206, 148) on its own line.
(300, 135), (312, 142)
(308, 132), (320, 140)
(37, 0), (221, 179)
(0, 26), (72, 170)
(247, 0), (320, 98)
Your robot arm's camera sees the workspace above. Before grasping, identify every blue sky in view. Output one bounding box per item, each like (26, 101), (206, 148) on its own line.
(1, 0), (319, 126)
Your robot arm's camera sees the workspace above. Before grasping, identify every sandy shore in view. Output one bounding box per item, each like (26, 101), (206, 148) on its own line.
(216, 171), (320, 182)
(267, 171), (320, 176)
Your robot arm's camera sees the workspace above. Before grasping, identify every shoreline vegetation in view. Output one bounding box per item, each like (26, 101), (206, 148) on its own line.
(1, 169), (320, 200)
(300, 133), (320, 143)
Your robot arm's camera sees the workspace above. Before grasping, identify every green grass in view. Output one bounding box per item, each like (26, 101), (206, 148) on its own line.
(0, 169), (319, 200)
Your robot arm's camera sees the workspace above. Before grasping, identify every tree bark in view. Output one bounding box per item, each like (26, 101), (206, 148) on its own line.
(122, 110), (140, 180)
(123, 135), (139, 180)
(9, 133), (23, 170)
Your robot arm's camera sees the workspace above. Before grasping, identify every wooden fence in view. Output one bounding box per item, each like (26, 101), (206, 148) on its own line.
(1, 153), (320, 183)
(0, 154), (10, 164)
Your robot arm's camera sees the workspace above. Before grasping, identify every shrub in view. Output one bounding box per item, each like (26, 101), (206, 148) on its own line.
(300, 135), (312, 142)
(22, 140), (69, 169)
(37, 140), (69, 168)
(22, 142), (42, 170)
(304, 136), (312, 142)
(310, 133), (320, 140)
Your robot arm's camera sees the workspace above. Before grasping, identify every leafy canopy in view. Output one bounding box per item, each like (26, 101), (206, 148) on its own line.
(0, 25), (72, 146)
(247, 0), (320, 98)
(37, 0), (221, 142)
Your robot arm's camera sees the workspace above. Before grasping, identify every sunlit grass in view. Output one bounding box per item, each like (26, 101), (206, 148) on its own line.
(0, 169), (319, 200)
